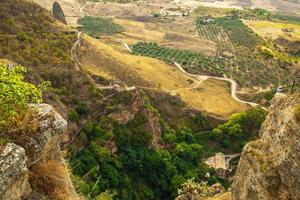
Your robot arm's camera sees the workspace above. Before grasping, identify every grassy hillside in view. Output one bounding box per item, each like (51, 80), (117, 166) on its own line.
(0, 0), (104, 125)
(81, 35), (247, 118)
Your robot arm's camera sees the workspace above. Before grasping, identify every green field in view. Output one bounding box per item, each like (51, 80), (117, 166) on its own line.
(78, 16), (124, 38)
(196, 17), (262, 48)
(131, 42), (226, 76)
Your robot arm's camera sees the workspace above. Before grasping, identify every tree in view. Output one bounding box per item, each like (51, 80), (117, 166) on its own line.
(211, 107), (267, 150)
(0, 64), (43, 130)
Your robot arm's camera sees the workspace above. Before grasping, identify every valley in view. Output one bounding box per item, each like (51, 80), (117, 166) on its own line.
(33, 0), (295, 118)
(0, 0), (299, 199)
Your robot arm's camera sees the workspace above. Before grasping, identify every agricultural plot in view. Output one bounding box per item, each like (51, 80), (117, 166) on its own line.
(196, 23), (227, 42)
(196, 17), (262, 48)
(77, 16), (124, 38)
(131, 42), (226, 76)
(131, 42), (299, 88)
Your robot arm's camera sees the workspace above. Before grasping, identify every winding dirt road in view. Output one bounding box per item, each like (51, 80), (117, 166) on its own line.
(71, 32), (83, 71)
(120, 42), (266, 109)
(174, 62), (267, 109)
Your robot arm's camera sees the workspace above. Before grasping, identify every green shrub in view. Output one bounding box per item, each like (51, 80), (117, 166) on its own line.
(152, 13), (161, 17)
(75, 102), (90, 115)
(0, 64), (42, 130)
(69, 110), (80, 122)
(16, 31), (29, 42)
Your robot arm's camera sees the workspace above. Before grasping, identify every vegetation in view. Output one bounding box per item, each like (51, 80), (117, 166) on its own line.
(70, 115), (217, 199)
(78, 16), (124, 38)
(69, 94), (267, 199)
(230, 8), (300, 25)
(196, 17), (262, 48)
(176, 179), (216, 200)
(0, 0), (103, 129)
(0, 64), (43, 131)
(131, 42), (226, 76)
(194, 6), (300, 25)
(193, 6), (233, 17)
(131, 40), (298, 87)
(211, 107), (267, 151)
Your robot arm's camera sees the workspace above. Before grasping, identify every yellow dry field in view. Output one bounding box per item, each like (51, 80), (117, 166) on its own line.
(114, 19), (165, 43)
(84, 35), (199, 90)
(83, 35), (247, 118)
(244, 20), (300, 40)
(176, 79), (248, 118)
(111, 19), (216, 56)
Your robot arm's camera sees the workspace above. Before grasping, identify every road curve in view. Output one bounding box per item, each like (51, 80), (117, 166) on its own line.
(119, 42), (266, 109)
(174, 62), (267, 109)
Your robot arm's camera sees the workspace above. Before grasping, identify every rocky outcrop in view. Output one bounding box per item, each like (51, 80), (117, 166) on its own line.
(52, 2), (67, 24)
(176, 180), (225, 200)
(0, 104), (80, 200)
(106, 90), (164, 149)
(0, 143), (31, 200)
(232, 93), (300, 200)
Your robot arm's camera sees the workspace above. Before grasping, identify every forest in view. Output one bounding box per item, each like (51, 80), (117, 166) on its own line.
(68, 92), (267, 199)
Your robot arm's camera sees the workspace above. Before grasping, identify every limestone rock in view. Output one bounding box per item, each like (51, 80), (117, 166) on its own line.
(24, 104), (67, 165)
(0, 103), (79, 199)
(232, 93), (300, 200)
(0, 143), (31, 199)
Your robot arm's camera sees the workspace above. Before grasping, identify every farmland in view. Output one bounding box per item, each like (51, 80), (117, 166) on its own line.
(77, 16), (124, 38)
(131, 42), (226, 76)
(130, 41), (299, 87)
(244, 20), (300, 40)
(231, 8), (300, 24)
(196, 17), (262, 48)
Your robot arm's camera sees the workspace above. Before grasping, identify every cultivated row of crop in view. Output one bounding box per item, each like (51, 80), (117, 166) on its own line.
(77, 16), (124, 38)
(197, 23), (227, 42)
(196, 17), (262, 48)
(131, 42), (226, 76)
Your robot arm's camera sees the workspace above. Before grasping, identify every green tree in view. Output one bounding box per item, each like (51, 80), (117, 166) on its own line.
(0, 64), (42, 130)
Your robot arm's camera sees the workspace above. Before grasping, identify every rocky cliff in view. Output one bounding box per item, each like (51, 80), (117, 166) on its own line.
(0, 104), (81, 200)
(232, 93), (300, 200)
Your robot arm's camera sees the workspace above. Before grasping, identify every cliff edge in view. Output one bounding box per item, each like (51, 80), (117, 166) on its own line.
(0, 104), (80, 200)
(232, 93), (300, 200)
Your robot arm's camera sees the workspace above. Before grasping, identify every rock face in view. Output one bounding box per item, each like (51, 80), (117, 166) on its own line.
(23, 104), (67, 165)
(0, 104), (79, 200)
(52, 1), (67, 24)
(106, 90), (164, 149)
(232, 93), (300, 200)
(0, 143), (31, 200)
